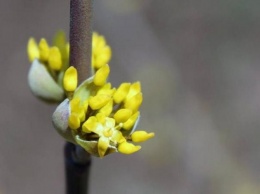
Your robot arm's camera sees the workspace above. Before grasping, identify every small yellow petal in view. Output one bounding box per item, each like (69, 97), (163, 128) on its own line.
(123, 111), (140, 130)
(70, 98), (88, 120)
(92, 32), (112, 69)
(27, 38), (39, 62)
(131, 131), (155, 143)
(89, 94), (111, 110)
(82, 116), (97, 133)
(68, 113), (80, 130)
(118, 142), (141, 154)
(93, 64), (110, 86)
(63, 66), (78, 92)
(39, 38), (49, 61)
(113, 83), (131, 104)
(82, 99), (89, 113)
(111, 130), (125, 144)
(94, 35), (106, 52)
(96, 112), (106, 124)
(99, 99), (113, 116)
(98, 82), (111, 91)
(98, 137), (110, 157)
(70, 97), (80, 113)
(78, 109), (86, 122)
(125, 82), (141, 102)
(105, 117), (115, 128)
(95, 46), (112, 69)
(124, 92), (143, 112)
(114, 109), (132, 123)
(96, 83), (115, 96)
(48, 47), (62, 70)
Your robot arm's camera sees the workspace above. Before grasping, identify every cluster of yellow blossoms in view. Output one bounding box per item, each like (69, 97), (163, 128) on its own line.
(27, 31), (154, 157)
(27, 31), (111, 102)
(62, 64), (154, 157)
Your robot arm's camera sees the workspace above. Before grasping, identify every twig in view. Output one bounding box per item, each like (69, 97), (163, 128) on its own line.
(65, 0), (93, 194)
(65, 143), (91, 194)
(70, 0), (93, 83)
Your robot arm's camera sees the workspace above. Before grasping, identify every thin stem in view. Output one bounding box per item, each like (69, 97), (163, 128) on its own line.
(70, 0), (93, 83)
(66, 1), (93, 194)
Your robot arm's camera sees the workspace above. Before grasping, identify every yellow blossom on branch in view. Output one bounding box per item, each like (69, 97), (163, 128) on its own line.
(27, 31), (154, 158)
(27, 31), (112, 102)
(53, 62), (154, 158)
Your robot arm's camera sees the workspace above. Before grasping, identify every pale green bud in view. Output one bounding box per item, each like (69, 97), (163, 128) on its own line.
(52, 98), (75, 144)
(28, 59), (64, 102)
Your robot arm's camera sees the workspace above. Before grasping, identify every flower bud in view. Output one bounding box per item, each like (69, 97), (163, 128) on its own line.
(93, 64), (110, 86)
(131, 131), (155, 143)
(63, 66), (78, 92)
(52, 98), (76, 144)
(28, 59), (64, 102)
(118, 142), (141, 154)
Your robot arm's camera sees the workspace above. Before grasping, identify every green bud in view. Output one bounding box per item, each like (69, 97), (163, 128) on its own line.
(28, 59), (64, 102)
(52, 98), (76, 144)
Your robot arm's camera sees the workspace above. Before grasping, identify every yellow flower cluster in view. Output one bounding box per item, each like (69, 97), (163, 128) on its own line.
(27, 31), (112, 102)
(28, 31), (154, 157)
(28, 31), (69, 71)
(63, 64), (154, 157)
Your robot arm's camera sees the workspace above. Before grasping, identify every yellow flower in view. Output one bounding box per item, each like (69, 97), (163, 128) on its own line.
(55, 62), (154, 158)
(28, 30), (154, 158)
(93, 64), (110, 86)
(131, 131), (155, 143)
(63, 66), (78, 92)
(113, 83), (131, 103)
(114, 109), (132, 123)
(123, 111), (140, 130)
(92, 32), (112, 69)
(27, 31), (112, 103)
(27, 33), (69, 102)
(27, 38), (39, 62)
(39, 38), (50, 61)
(118, 142), (141, 155)
(48, 47), (62, 70)
(82, 114), (125, 157)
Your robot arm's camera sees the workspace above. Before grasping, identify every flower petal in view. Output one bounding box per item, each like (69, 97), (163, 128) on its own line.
(48, 47), (62, 70)
(131, 131), (155, 143)
(27, 38), (39, 62)
(114, 109), (132, 123)
(63, 66), (78, 92)
(98, 136), (110, 157)
(118, 142), (141, 155)
(93, 64), (110, 86)
(113, 83), (131, 103)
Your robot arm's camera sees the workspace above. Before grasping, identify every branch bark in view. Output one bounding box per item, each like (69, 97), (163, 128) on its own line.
(70, 0), (93, 83)
(66, 1), (93, 194)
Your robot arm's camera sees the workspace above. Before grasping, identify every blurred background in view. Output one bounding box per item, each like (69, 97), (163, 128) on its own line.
(1, 0), (260, 193)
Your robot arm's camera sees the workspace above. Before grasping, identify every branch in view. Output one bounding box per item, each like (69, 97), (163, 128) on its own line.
(70, 0), (93, 83)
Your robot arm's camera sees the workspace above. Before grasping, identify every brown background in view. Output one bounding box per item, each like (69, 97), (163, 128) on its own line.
(1, 0), (260, 193)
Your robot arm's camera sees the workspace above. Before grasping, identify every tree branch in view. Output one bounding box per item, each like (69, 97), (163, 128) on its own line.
(70, 0), (93, 83)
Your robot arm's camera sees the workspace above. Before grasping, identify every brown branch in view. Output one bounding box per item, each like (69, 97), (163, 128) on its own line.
(70, 0), (93, 84)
